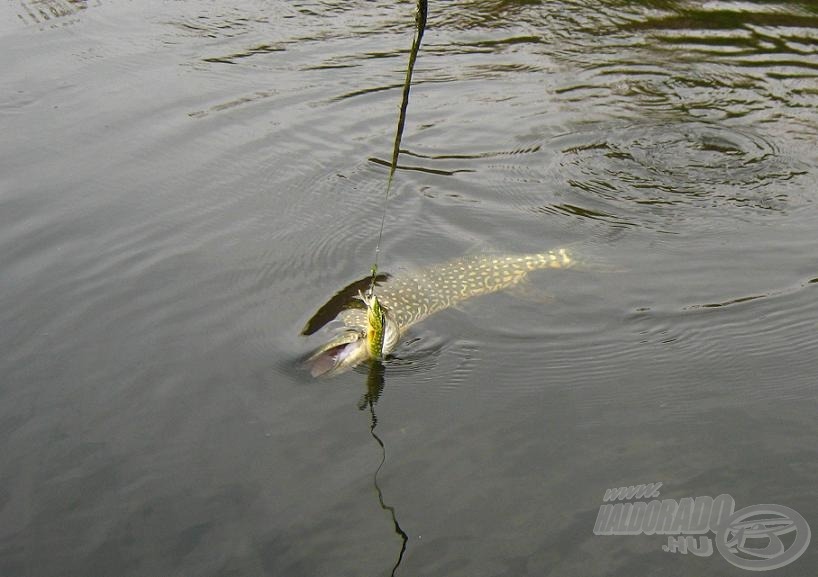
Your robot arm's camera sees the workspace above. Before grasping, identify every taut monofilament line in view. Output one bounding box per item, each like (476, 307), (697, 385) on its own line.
(368, 0), (428, 297)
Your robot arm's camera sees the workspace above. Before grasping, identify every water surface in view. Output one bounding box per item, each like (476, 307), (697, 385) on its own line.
(1, 1), (817, 576)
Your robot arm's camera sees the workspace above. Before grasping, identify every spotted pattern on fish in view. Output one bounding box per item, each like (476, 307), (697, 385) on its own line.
(340, 249), (574, 348)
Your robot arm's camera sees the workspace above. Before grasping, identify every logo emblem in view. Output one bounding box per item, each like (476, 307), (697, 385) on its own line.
(716, 504), (811, 571)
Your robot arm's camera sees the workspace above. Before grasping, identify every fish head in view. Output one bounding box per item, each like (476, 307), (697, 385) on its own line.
(306, 314), (400, 378)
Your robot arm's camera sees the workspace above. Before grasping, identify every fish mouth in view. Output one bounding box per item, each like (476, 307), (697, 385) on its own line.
(305, 329), (366, 378)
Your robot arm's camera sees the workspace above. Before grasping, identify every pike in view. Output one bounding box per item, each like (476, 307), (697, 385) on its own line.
(304, 248), (575, 377)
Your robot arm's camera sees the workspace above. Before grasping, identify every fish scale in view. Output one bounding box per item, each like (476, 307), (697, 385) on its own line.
(351, 249), (574, 336)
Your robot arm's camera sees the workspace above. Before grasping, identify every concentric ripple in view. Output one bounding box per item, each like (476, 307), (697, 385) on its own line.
(554, 120), (808, 230)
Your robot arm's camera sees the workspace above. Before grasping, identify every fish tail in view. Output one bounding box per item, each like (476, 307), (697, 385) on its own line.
(553, 242), (624, 273)
(535, 247), (576, 269)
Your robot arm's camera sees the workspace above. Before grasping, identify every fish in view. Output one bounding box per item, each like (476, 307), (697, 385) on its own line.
(304, 248), (575, 377)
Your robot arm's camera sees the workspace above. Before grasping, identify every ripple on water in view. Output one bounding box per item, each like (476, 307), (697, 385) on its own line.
(386, 335), (479, 392)
(547, 120), (810, 233)
(551, 2), (818, 130)
(624, 279), (818, 395)
(390, 118), (810, 236)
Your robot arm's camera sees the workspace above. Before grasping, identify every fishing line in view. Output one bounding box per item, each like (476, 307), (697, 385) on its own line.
(369, 0), (428, 296)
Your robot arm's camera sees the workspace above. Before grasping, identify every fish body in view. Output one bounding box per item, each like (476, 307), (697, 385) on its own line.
(306, 248), (574, 377)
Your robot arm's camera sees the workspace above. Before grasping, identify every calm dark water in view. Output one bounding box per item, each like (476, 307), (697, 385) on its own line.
(1, 1), (817, 576)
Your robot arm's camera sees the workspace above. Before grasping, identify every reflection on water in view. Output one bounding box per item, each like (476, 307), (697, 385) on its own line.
(361, 361), (408, 577)
(14, 0), (92, 24)
(1, 0), (817, 576)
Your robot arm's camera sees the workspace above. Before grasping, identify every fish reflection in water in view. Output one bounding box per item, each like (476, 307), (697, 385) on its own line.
(302, 248), (579, 377)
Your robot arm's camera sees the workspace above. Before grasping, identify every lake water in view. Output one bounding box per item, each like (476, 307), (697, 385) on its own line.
(1, 1), (817, 576)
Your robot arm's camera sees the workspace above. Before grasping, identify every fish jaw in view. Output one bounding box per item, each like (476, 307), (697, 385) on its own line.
(305, 329), (370, 377)
(306, 314), (401, 377)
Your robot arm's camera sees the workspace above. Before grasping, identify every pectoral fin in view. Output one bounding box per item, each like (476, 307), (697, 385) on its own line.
(505, 277), (555, 304)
